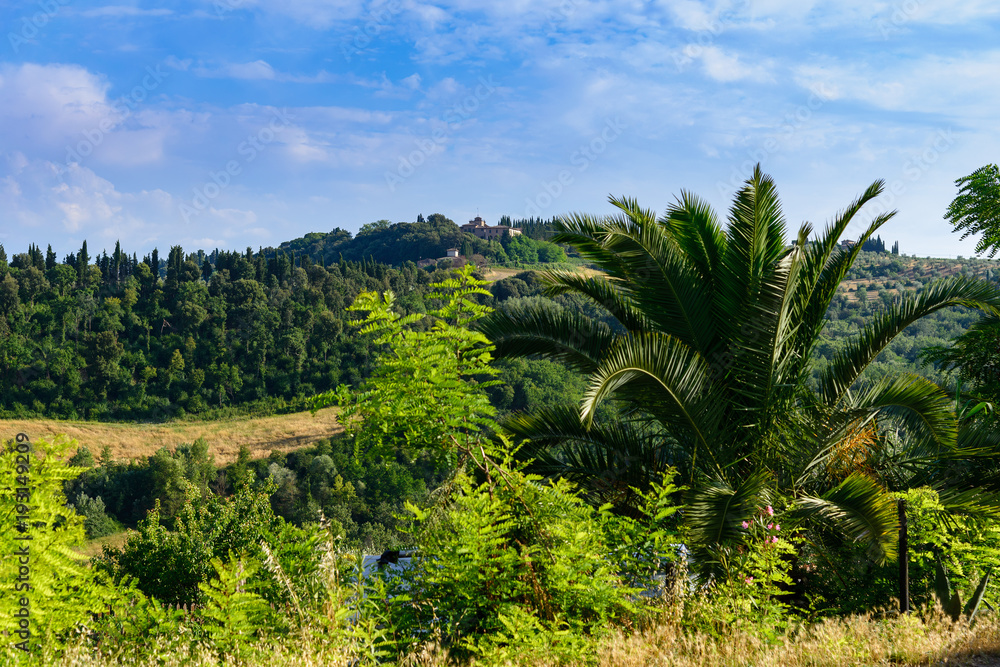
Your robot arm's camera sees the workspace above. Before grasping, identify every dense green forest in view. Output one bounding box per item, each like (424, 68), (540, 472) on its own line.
(6, 228), (995, 557)
(0, 218), (578, 422)
(2, 218), (995, 424)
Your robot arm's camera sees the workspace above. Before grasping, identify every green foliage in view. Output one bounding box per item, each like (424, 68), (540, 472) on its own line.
(199, 554), (273, 660)
(482, 168), (1000, 575)
(88, 578), (191, 661)
(301, 536), (397, 665)
(0, 435), (113, 652)
(685, 504), (798, 639)
(99, 479), (320, 606)
(71, 491), (120, 538)
(0, 242), (442, 422)
(801, 486), (1000, 615)
(945, 164), (1000, 258)
(923, 316), (1000, 404)
(314, 263), (499, 461)
(933, 554), (992, 623)
(389, 455), (644, 660)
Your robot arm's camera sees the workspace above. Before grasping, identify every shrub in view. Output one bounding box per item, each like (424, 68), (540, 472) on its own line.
(72, 492), (120, 538)
(387, 453), (662, 661)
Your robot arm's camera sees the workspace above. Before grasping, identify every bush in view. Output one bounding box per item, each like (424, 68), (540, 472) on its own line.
(98, 480), (322, 607)
(387, 454), (674, 661)
(72, 492), (120, 538)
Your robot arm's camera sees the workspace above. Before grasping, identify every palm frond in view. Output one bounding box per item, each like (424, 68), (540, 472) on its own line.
(685, 469), (770, 547)
(503, 406), (676, 504)
(844, 373), (958, 453)
(791, 473), (898, 563)
(662, 189), (727, 287)
(580, 332), (726, 476)
(477, 299), (616, 374)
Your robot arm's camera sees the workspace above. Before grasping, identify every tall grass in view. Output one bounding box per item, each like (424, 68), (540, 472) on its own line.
(50, 607), (1000, 667)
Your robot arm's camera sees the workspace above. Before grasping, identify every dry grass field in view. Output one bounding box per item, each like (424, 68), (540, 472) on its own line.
(0, 408), (343, 465)
(54, 607), (1000, 666)
(480, 265), (603, 282)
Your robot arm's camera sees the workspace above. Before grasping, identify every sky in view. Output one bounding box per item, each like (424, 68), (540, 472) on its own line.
(1, 0), (999, 260)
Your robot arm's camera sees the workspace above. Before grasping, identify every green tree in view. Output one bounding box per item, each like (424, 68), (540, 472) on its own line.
(482, 166), (1000, 565)
(77, 240), (90, 287)
(314, 263), (499, 462)
(358, 219), (392, 237)
(946, 164), (1000, 258)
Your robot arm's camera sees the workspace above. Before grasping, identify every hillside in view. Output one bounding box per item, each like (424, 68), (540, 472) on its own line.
(813, 251), (998, 387)
(269, 214), (565, 267)
(0, 408), (342, 464)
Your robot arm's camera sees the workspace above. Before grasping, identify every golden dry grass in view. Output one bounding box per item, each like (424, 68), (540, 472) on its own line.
(479, 265), (604, 283)
(0, 408), (342, 465)
(76, 531), (129, 559)
(50, 609), (1000, 667)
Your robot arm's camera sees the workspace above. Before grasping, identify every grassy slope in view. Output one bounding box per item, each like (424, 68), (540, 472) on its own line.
(0, 408), (343, 465)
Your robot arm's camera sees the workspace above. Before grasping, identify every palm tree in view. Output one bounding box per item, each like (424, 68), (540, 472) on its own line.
(481, 167), (1000, 563)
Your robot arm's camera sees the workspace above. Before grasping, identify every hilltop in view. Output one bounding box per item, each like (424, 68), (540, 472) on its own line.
(267, 214), (564, 267)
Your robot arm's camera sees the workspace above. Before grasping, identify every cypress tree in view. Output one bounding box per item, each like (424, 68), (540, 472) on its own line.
(78, 240), (90, 286)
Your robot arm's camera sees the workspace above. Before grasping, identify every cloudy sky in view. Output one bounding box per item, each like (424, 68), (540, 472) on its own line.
(1, 0), (998, 259)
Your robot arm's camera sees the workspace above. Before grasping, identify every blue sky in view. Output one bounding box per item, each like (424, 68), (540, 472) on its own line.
(1, 0), (999, 259)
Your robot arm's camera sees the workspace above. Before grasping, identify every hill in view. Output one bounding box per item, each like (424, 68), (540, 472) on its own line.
(812, 251), (999, 387)
(0, 408), (342, 464)
(269, 214), (566, 267)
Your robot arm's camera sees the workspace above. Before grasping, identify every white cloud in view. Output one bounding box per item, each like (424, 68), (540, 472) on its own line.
(191, 60), (340, 84)
(0, 154), (163, 241)
(698, 46), (773, 83)
(793, 53), (1000, 116)
(0, 63), (170, 168)
(221, 60), (277, 80)
(203, 0), (365, 28)
(208, 207), (258, 226)
(0, 63), (113, 147)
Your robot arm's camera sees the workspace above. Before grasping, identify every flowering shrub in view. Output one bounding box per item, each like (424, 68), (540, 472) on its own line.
(687, 505), (798, 639)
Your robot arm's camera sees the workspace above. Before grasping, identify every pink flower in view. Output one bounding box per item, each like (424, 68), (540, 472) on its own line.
(775, 524), (781, 531)
(745, 577), (754, 584)
(770, 536), (779, 543)
(767, 523), (774, 530)
(765, 505), (774, 516)
(741, 520), (750, 529)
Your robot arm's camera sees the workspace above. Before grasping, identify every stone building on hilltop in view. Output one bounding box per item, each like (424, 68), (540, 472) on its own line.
(460, 216), (521, 241)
